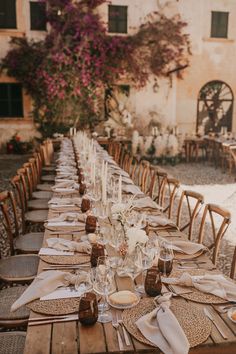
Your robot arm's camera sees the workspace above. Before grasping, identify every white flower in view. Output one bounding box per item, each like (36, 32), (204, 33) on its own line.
(126, 227), (148, 254)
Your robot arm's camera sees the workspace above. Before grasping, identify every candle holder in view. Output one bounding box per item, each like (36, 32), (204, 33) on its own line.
(90, 243), (105, 267)
(144, 267), (162, 297)
(79, 292), (98, 326)
(85, 215), (97, 233)
(81, 198), (91, 212)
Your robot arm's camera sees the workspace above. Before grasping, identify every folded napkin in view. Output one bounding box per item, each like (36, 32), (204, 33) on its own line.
(52, 181), (80, 191)
(46, 238), (91, 254)
(111, 169), (130, 178)
(122, 184), (143, 196)
(11, 270), (89, 312)
(132, 197), (161, 210)
(163, 239), (206, 255)
(47, 212), (85, 224)
(48, 198), (73, 205)
(136, 293), (189, 354)
(164, 273), (236, 302)
(39, 248), (74, 256)
(147, 215), (176, 228)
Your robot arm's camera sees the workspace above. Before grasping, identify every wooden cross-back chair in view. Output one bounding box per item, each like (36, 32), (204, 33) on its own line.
(11, 174), (48, 233)
(136, 160), (150, 193)
(176, 190), (204, 241)
(230, 246), (236, 279)
(17, 166), (52, 201)
(108, 141), (121, 164)
(228, 145), (236, 175)
(26, 157), (53, 193)
(129, 156), (138, 181)
(198, 204), (231, 265)
(0, 190), (43, 254)
(0, 193), (39, 285)
(162, 177), (180, 219)
(148, 168), (167, 206)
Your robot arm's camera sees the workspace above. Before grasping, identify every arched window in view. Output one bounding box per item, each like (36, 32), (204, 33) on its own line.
(197, 81), (233, 134)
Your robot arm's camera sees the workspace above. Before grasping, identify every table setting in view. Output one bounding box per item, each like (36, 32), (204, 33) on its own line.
(20, 133), (236, 354)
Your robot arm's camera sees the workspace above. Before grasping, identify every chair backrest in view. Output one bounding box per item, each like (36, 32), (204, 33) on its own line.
(136, 160), (150, 193)
(176, 190), (204, 241)
(198, 203), (231, 265)
(0, 190), (20, 255)
(11, 174), (28, 233)
(230, 246), (236, 279)
(130, 156), (138, 181)
(149, 168), (167, 206)
(162, 177), (180, 219)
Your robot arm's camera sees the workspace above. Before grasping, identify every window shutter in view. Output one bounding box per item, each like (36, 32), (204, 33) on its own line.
(211, 11), (228, 38)
(108, 5), (127, 34)
(30, 2), (46, 31)
(0, 0), (16, 29)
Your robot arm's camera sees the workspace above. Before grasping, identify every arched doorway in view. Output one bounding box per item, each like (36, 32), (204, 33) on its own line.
(197, 81), (233, 134)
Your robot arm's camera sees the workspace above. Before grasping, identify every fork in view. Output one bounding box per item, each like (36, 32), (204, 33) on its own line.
(116, 311), (131, 346)
(112, 312), (124, 351)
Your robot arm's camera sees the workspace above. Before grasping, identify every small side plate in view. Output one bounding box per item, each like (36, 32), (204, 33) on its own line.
(227, 307), (236, 323)
(108, 293), (140, 309)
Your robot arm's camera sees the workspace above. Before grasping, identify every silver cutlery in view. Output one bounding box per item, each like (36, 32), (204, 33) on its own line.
(116, 311), (131, 346)
(112, 312), (124, 350)
(203, 307), (228, 339)
(28, 314), (78, 326)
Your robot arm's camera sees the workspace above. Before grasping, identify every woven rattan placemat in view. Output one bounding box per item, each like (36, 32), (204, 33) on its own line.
(168, 269), (225, 304)
(40, 254), (90, 265)
(27, 298), (80, 315)
(122, 297), (211, 348)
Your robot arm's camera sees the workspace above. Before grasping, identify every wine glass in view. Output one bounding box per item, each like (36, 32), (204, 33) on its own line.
(158, 241), (174, 277)
(93, 257), (116, 323)
(134, 243), (155, 294)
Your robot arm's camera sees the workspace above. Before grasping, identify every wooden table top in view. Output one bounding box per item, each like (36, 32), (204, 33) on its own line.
(23, 150), (236, 354)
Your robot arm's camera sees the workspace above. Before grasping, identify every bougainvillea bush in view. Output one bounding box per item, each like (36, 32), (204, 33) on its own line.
(1, 0), (191, 136)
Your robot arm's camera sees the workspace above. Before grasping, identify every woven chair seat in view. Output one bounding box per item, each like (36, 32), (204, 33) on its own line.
(0, 332), (26, 354)
(0, 255), (39, 283)
(41, 174), (55, 182)
(0, 286), (30, 323)
(25, 210), (48, 223)
(36, 183), (53, 191)
(32, 191), (53, 199)
(28, 199), (49, 210)
(15, 232), (44, 253)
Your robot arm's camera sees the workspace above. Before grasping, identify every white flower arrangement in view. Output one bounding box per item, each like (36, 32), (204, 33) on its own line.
(126, 227), (148, 254)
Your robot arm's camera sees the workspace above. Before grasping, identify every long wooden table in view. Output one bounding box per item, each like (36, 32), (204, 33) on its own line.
(23, 145), (236, 354)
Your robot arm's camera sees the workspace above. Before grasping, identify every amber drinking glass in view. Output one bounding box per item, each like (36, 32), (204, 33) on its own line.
(145, 267), (162, 297)
(79, 292), (98, 326)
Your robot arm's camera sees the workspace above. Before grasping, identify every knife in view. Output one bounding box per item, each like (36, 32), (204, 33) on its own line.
(203, 307), (228, 339)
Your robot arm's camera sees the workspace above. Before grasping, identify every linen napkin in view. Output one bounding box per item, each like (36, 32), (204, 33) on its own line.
(147, 215), (176, 228)
(122, 184), (143, 196)
(136, 293), (189, 354)
(46, 238), (91, 254)
(11, 271), (89, 312)
(162, 239), (206, 255)
(164, 273), (236, 302)
(52, 180), (80, 191)
(47, 212), (85, 224)
(132, 197), (161, 210)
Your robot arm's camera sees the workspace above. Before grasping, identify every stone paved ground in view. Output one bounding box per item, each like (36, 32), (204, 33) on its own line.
(0, 155), (235, 276)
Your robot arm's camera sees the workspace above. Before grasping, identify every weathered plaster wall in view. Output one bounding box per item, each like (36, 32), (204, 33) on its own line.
(0, 0), (45, 148)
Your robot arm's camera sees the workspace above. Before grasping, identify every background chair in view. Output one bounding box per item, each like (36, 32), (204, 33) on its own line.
(0, 190), (43, 254)
(198, 204), (231, 265)
(176, 190), (204, 241)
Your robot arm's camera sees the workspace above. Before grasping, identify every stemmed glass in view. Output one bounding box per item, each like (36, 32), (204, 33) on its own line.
(93, 256), (116, 323)
(134, 242), (155, 294)
(158, 241), (174, 277)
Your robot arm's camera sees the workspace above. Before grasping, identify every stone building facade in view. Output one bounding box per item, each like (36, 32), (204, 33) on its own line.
(0, 0), (236, 147)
